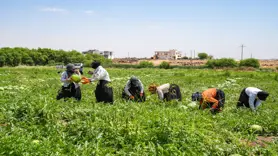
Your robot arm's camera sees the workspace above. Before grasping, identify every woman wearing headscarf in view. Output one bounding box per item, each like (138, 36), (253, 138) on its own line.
(122, 76), (145, 102)
(237, 87), (269, 111)
(87, 61), (113, 103)
(192, 88), (225, 114)
(56, 63), (81, 101)
(148, 83), (181, 101)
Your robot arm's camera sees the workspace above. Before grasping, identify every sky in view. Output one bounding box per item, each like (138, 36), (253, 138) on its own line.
(0, 0), (278, 59)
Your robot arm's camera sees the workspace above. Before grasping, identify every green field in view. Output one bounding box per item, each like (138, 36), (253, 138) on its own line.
(0, 67), (277, 155)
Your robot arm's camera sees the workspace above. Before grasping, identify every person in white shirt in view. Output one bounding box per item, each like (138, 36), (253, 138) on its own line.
(237, 87), (269, 111)
(122, 76), (145, 102)
(56, 64), (81, 101)
(148, 83), (181, 101)
(79, 63), (84, 75)
(88, 61), (113, 103)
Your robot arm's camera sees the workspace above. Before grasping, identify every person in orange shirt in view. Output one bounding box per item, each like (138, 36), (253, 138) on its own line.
(192, 88), (225, 114)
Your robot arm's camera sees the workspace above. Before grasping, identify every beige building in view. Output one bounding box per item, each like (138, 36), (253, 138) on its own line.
(82, 49), (114, 59)
(154, 49), (182, 60)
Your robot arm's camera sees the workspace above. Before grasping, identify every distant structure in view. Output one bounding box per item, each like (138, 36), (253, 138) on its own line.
(82, 49), (114, 59)
(240, 44), (246, 60)
(153, 49), (182, 60)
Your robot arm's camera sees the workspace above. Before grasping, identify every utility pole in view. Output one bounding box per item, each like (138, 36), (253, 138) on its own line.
(190, 50), (193, 65)
(240, 44), (246, 60)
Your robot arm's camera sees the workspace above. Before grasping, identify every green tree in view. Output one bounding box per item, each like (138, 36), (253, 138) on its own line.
(198, 53), (208, 60)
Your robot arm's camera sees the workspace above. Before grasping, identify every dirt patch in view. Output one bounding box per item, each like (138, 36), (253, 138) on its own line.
(113, 59), (278, 68)
(241, 136), (277, 147)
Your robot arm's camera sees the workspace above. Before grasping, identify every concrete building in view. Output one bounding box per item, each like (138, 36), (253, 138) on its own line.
(154, 49), (182, 60)
(82, 49), (114, 59)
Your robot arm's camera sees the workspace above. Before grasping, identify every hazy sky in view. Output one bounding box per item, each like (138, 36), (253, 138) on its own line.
(1, 0), (277, 59)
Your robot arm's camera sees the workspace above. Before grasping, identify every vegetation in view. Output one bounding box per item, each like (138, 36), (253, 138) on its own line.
(206, 58), (238, 68)
(0, 47), (112, 67)
(239, 58), (260, 68)
(138, 61), (154, 68)
(0, 67), (277, 155)
(181, 56), (189, 59)
(208, 55), (214, 60)
(159, 61), (170, 69)
(198, 52), (208, 60)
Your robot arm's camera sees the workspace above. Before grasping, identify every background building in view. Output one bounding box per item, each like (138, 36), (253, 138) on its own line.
(154, 49), (182, 60)
(82, 49), (114, 59)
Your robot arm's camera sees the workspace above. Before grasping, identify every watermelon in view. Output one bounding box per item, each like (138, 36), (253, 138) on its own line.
(71, 74), (81, 83)
(188, 101), (198, 108)
(250, 125), (263, 132)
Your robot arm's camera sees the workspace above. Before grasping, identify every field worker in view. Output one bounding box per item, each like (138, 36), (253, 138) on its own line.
(192, 88), (225, 114)
(56, 64), (81, 101)
(122, 76), (146, 102)
(148, 83), (182, 101)
(237, 87), (269, 111)
(87, 61), (113, 103)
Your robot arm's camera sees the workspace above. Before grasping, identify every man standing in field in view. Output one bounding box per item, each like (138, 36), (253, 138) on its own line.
(237, 87), (269, 111)
(192, 88), (225, 114)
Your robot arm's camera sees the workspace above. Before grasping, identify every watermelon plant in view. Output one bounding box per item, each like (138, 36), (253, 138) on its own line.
(0, 67), (277, 155)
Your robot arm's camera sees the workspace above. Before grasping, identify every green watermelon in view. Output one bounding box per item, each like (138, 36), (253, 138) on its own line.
(71, 74), (81, 83)
(250, 125), (263, 132)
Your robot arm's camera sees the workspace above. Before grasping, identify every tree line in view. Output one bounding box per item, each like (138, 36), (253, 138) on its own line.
(0, 47), (112, 67)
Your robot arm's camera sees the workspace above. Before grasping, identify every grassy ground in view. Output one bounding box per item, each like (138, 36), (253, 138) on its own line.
(0, 67), (277, 155)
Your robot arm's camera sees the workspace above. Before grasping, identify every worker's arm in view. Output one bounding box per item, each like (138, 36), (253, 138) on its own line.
(124, 80), (132, 96)
(207, 97), (219, 109)
(157, 88), (164, 100)
(248, 94), (256, 111)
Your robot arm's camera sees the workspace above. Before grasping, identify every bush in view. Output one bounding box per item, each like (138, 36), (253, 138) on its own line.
(0, 55), (6, 67)
(274, 74), (278, 81)
(106, 64), (139, 68)
(138, 61), (154, 68)
(223, 70), (231, 77)
(206, 58), (238, 68)
(159, 61), (170, 69)
(198, 53), (208, 60)
(47, 60), (56, 66)
(239, 58), (260, 68)
(181, 56), (189, 59)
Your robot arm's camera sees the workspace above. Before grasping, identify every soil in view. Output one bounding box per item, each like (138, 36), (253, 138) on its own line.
(113, 59), (278, 68)
(241, 136), (277, 147)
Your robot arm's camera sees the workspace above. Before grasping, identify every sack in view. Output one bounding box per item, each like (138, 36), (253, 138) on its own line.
(164, 84), (182, 101)
(216, 89), (225, 108)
